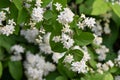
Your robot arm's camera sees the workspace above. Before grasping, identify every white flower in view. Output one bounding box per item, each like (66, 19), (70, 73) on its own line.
(31, 7), (44, 22)
(77, 21), (85, 30)
(81, 14), (86, 19)
(52, 52), (65, 63)
(35, 0), (43, 7)
(97, 69), (103, 74)
(92, 22), (102, 36)
(95, 45), (109, 61)
(10, 54), (22, 61)
(115, 76), (120, 80)
(104, 23), (111, 34)
(11, 45), (24, 54)
(52, 36), (61, 43)
(84, 17), (96, 28)
(64, 54), (74, 63)
(24, 52), (56, 80)
(43, 32), (51, 45)
(0, 11), (6, 25)
(93, 34), (103, 45)
(71, 61), (88, 73)
(61, 33), (74, 49)
(57, 8), (74, 25)
(0, 24), (15, 36)
(106, 60), (114, 68)
(39, 43), (52, 54)
(54, 2), (62, 11)
(20, 28), (39, 43)
(102, 63), (109, 71)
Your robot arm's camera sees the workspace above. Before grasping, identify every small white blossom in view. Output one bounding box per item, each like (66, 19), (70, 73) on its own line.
(106, 60), (114, 68)
(0, 24), (15, 36)
(21, 28), (39, 43)
(52, 36), (61, 43)
(84, 17), (96, 28)
(115, 76), (120, 80)
(63, 54), (74, 63)
(24, 51), (56, 80)
(54, 2), (62, 11)
(102, 63), (109, 71)
(71, 61), (88, 73)
(77, 21), (85, 30)
(57, 8), (74, 25)
(11, 45), (24, 54)
(31, 7), (44, 22)
(93, 34), (103, 45)
(0, 11), (6, 25)
(52, 52), (65, 63)
(104, 23), (111, 34)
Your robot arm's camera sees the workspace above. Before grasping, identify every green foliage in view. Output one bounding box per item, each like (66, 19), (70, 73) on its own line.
(74, 32), (94, 46)
(68, 49), (84, 61)
(110, 3), (120, 18)
(12, 0), (23, 11)
(8, 61), (23, 80)
(0, 35), (16, 52)
(55, 76), (67, 80)
(91, 0), (110, 15)
(0, 62), (3, 78)
(83, 73), (113, 80)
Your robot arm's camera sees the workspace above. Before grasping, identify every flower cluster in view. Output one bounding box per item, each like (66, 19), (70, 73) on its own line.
(24, 51), (56, 80)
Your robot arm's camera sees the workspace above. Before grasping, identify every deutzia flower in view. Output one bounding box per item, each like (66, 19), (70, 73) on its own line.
(31, 7), (44, 22)
(39, 33), (52, 54)
(52, 52), (65, 63)
(0, 11), (6, 25)
(93, 34), (103, 45)
(71, 61), (88, 73)
(57, 8), (74, 25)
(20, 28), (39, 43)
(106, 60), (114, 68)
(84, 17), (96, 28)
(24, 51), (56, 80)
(52, 36), (61, 43)
(10, 45), (24, 61)
(0, 19), (16, 36)
(54, 2), (62, 11)
(115, 76), (120, 80)
(11, 45), (25, 54)
(61, 33), (74, 49)
(63, 54), (74, 63)
(77, 21), (85, 30)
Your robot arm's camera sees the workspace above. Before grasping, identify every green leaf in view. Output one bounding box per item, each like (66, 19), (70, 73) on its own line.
(110, 3), (120, 17)
(55, 76), (67, 80)
(112, 12), (120, 26)
(57, 57), (76, 79)
(91, 0), (109, 15)
(0, 0), (10, 8)
(42, 0), (52, 7)
(83, 73), (113, 80)
(0, 47), (5, 60)
(53, 0), (67, 7)
(8, 61), (23, 80)
(76, 0), (83, 4)
(74, 32), (94, 46)
(12, 0), (23, 11)
(0, 62), (3, 78)
(103, 73), (113, 80)
(44, 10), (54, 20)
(0, 35), (16, 52)
(17, 8), (29, 24)
(69, 49), (84, 61)
(79, 0), (94, 14)
(46, 71), (60, 80)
